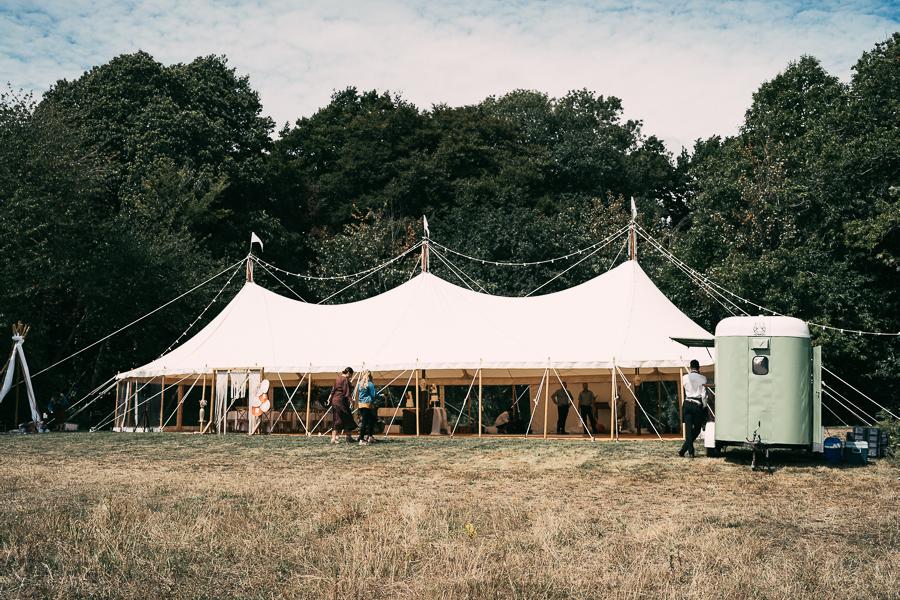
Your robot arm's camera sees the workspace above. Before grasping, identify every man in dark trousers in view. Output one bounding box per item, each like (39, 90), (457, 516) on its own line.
(578, 382), (599, 435)
(679, 359), (707, 458)
(550, 382), (573, 434)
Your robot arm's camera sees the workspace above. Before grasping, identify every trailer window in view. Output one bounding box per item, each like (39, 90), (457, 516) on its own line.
(752, 356), (769, 375)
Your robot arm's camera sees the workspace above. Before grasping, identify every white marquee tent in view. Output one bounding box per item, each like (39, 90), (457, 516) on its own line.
(115, 259), (713, 437)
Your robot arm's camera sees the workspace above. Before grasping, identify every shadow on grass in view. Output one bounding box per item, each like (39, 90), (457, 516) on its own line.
(715, 446), (872, 472)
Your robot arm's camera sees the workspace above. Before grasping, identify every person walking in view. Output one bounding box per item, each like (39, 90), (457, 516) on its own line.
(578, 383), (599, 435)
(330, 367), (356, 444)
(679, 359), (708, 458)
(356, 370), (384, 445)
(550, 382), (573, 434)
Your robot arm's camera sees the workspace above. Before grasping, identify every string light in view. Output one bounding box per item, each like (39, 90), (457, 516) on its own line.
(429, 224), (631, 267)
(252, 241), (424, 281)
(634, 224), (900, 338)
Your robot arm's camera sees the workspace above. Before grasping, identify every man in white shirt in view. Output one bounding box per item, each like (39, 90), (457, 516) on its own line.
(679, 359), (707, 458)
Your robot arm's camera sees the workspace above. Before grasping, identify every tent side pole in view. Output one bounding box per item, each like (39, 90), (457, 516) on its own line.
(177, 384), (184, 431)
(478, 367), (482, 438)
(160, 376), (166, 430)
(657, 380), (662, 433)
(114, 376), (121, 430)
(679, 367), (685, 441)
(635, 379), (641, 436)
(306, 370), (311, 435)
(415, 367), (420, 437)
(543, 368), (549, 439)
(126, 379), (133, 428)
(467, 382), (471, 432)
(610, 368), (616, 440)
(200, 373), (207, 433)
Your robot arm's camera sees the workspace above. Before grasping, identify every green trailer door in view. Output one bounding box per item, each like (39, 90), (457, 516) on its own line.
(747, 337), (773, 440)
(714, 336), (749, 444)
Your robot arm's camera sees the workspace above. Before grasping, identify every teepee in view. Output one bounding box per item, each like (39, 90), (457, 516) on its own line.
(0, 322), (44, 431)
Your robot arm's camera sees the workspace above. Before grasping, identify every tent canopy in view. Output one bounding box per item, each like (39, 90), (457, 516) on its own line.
(119, 260), (713, 381)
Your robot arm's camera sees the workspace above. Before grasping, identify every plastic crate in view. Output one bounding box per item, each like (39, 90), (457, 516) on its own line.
(851, 426), (868, 442)
(881, 432), (890, 458)
(866, 428), (880, 459)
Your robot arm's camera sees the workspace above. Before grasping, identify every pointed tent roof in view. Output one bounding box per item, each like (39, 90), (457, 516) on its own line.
(120, 260), (712, 379)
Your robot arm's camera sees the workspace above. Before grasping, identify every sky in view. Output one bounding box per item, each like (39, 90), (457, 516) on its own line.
(2, 1), (899, 154)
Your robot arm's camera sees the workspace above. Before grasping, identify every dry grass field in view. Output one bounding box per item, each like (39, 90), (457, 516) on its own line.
(0, 431), (898, 599)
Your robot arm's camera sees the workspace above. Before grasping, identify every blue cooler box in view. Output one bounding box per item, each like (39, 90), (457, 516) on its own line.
(823, 437), (842, 463)
(844, 441), (868, 466)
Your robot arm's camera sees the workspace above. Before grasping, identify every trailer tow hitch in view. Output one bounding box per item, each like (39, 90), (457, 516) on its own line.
(744, 422), (771, 473)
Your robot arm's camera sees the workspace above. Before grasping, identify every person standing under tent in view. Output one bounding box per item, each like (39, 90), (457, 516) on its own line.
(356, 370), (383, 446)
(679, 359), (707, 458)
(551, 382), (573, 435)
(330, 367), (356, 444)
(578, 383), (599, 435)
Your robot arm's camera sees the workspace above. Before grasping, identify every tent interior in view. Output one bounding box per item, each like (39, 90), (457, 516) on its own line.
(113, 258), (714, 439)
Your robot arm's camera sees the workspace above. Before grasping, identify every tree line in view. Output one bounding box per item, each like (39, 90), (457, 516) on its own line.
(1, 34), (899, 427)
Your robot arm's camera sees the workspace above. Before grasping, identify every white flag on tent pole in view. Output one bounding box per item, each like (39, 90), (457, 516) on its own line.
(423, 215), (430, 237)
(250, 232), (264, 252)
(630, 197), (637, 220)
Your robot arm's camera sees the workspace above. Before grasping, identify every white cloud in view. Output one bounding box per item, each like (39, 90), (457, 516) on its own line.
(1, 0), (897, 152)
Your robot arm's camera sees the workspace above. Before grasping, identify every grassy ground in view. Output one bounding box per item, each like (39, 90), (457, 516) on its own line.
(0, 432), (898, 599)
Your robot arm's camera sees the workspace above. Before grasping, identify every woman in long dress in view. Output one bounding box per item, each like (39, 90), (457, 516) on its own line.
(330, 367), (356, 444)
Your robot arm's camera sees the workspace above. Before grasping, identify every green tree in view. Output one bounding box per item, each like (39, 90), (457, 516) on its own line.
(44, 51), (277, 257)
(665, 40), (900, 417)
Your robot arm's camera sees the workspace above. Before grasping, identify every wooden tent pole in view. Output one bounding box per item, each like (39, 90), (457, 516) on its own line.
(657, 380), (662, 434)
(542, 367), (549, 439)
(679, 367), (686, 441)
(176, 384), (184, 431)
(415, 366), (420, 437)
(477, 365), (482, 438)
(306, 369), (312, 435)
(200, 373), (207, 433)
(126, 379), (132, 428)
(635, 377), (641, 436)
(610, 366), (616, 440)
(114, 376), (121, 429)
(159, 376), (166, 430)
(467, 380), (472, 431)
